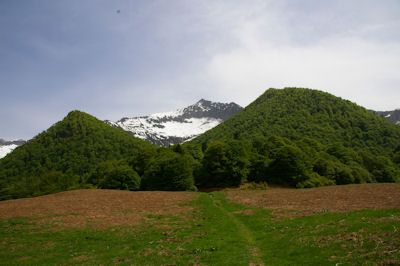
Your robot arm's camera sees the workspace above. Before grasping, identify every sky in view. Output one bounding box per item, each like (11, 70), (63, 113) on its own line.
(1, 0), (400, 140)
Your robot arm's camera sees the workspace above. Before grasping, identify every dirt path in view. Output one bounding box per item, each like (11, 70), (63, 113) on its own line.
(209, 194), (265, 266)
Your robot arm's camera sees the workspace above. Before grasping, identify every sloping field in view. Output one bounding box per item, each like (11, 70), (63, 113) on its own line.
(0, 185), (399, 265)
(0, 189), (194, 228)
(226, 183), (400, 217)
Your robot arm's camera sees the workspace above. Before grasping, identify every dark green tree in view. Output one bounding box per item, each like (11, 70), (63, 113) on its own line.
(266, 144), (312, 186)
(199, 140), (250, 187)
(141, 149), (196, 191)
(248, 154), (271, 182)
(363, 155), (400, 182)
(89, 160), (140, 191)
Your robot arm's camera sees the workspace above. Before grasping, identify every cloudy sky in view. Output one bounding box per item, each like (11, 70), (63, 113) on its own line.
(1, 0), (400, 139)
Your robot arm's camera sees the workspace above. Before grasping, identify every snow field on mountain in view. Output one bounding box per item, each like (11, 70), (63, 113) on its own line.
(0, 144), (18, 159)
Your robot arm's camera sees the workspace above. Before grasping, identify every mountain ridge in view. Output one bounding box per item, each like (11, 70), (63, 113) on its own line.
(0, 139), (26, 159)
(377, 109), (400, 125)
(107, 99), (242, 146)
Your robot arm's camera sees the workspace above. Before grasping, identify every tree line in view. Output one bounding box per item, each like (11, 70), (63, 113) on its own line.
(1, 88), (400, 200)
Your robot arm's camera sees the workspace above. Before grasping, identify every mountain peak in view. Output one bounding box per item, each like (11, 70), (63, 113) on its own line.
(109, 99), (242, 146)
(196, 98), (209, 104)
(65, 110), (94, 120)
(193, 99), (212, 110)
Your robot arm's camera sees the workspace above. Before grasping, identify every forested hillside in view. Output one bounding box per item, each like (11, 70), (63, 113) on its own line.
(0, 111), (156, 199)
(1, 88), (399, 200)
(187, 88), (400, 188)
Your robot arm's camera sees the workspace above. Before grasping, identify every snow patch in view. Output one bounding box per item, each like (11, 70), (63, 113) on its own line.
(109, 99), (242, 146)
(150, 108), (184, 119)
(116, 117), (222, 140)
(0, 144), (18, 159)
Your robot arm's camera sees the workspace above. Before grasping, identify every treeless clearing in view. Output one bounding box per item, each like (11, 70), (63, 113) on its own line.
(226, 184), (400, 218)
(0, 189), (194, 228)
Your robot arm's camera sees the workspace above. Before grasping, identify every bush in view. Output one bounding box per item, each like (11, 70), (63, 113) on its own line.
(349, 164), (373, 183)
(240, 181), (269, 190)
(333, 164), (355, 185)
(297, 173), (335, 188)
(141, 149), (196, 191)
(89, 160), (140, 191)
(313, 156), (336, 179)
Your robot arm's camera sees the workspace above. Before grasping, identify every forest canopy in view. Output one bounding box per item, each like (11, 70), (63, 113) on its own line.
(1, 88), (399, 200)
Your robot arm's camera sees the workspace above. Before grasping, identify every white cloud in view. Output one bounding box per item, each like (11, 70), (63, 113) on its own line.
(198, 1), (400, 110)
(2, 0), (400, 139)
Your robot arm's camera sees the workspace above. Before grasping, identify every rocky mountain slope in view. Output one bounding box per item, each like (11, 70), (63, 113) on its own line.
(0, 139), (26, 159)
(107, 99), (242, 146)
(377, 110), (400, 125)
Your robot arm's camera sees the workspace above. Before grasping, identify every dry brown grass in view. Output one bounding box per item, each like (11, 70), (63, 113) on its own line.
(0, 189), (194, 228)
(226, 183), (400, 218)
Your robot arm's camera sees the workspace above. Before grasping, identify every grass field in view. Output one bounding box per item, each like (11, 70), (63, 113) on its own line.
(0, 184), (399, 265)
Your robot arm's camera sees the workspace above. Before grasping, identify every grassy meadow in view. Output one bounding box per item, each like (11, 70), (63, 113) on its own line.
(0, 185), (399, 265)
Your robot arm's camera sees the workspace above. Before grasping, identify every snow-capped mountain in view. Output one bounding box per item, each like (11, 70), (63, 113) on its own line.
(0, 139), (26, 159)
(107, 99), (242, 146)
(377, 110), (400, 125)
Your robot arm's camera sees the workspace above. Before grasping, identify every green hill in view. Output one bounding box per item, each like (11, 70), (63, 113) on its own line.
(0, 111), (156, 200)
(2, 89), (399, 198)
(187, 88), (400, 187)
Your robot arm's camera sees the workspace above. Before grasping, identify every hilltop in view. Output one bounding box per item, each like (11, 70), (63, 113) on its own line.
(188, 88), (400, 188)
(0, 111), (156, 200)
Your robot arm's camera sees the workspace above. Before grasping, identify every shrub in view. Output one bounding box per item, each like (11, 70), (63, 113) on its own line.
(333, 164), (355, 185)
(313, 156), (336, 179)
(240, 181), (269, 190)
(296, 173), (335, 188)
(349, 164), (373, 183)
(89, 160), (140, 191)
